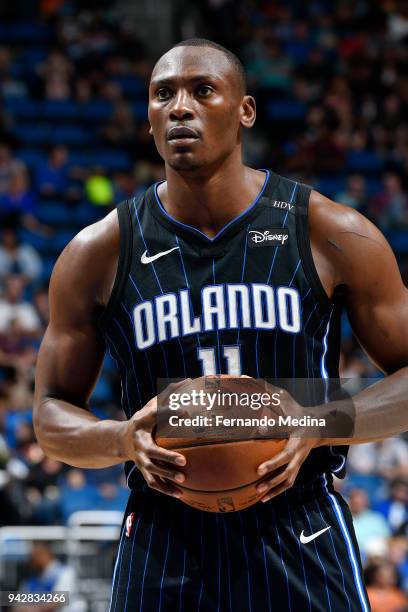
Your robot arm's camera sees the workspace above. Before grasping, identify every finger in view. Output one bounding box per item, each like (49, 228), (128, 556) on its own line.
(146, 444), (187, 466)
(257, 438), (300, 475)
(144, 473), (183, 497)
(259, 456), (301, 498)
(145, 459), (186, 483)
(256, 467), (289, 493)
(261, 479), (294, 502)
(257, 447), (292, 475)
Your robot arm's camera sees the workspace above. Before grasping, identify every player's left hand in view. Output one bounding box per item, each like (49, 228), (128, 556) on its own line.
(256, 435), (319, 502)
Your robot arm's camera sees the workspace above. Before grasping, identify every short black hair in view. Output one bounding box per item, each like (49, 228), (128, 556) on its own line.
(171, 38), (247, 94)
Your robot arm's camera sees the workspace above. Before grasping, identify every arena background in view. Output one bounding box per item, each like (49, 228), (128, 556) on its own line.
(0, 0), (407, 610)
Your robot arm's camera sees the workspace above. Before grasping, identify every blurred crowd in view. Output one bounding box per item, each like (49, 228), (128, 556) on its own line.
(0, 0), (407, 607)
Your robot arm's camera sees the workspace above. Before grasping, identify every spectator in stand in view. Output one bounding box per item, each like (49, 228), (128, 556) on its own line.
(375, 479), (408, 534)
(100, 100), (137, 152)
(0, 169), (37, 218)
(0, 170), (51, 236)
(36, 50), (74, 100)
(0, 276), (41, 335)
(0, 144), (26, 195)
(369, 173), (408, 231)
(0, 47), (28, 99)
(0, 226), (43, 284)
(365, 560), (408, 612)
(18, 542), (86, 612)
(388, 537), (408, 593)
(33, 286), (50, 329)
(34, 146), (70, 198)
(336, 174), (368, 212)
(348, 488), (391, 558)
(59, 469), (98, 523)
(95, 482), (128, 512)
(348, 439), (408, 481)
(245, 34), (294, 93)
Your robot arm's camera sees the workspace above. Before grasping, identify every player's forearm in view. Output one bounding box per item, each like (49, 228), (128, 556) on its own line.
(315, 366), (408, 447)
(34, 397), (128, 468)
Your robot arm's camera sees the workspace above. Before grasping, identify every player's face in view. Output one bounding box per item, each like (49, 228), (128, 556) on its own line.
(148, 46), (255, 172)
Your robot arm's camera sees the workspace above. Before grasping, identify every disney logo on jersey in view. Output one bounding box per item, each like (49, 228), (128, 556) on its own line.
(248, 227), (289, 247)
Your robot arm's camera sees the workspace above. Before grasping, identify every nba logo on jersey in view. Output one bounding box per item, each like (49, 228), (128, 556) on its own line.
(125, 512), (135, 538)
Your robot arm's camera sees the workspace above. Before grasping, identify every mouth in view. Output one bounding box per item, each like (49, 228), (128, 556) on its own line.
(167, 126), (200, 145)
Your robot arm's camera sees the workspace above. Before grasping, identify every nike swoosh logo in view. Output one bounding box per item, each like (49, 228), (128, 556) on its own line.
(300, 526), (331, 544)
(141, 246), (180, 264)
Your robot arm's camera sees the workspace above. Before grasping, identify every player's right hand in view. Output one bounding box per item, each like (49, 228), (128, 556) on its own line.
(119, 391), (187, 498)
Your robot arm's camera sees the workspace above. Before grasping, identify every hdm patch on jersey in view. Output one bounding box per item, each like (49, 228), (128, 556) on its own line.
(132, 282), (301, 350)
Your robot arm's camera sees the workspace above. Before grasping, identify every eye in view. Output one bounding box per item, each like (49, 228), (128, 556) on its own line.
(157, 88), (172, 101)
(197, 85), (213, 97)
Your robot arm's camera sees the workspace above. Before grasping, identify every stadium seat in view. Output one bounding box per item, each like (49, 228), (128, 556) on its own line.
(37, 202), (74, 225)
(50, 126), (93, 146)
(16, 149), (46, 168)
(266, 100), (306, 121)
(111, 75), (145, 97)
(80, 101), (113, 122)
(43, 100), (79, 120)
(346, 151), (384, 174)
(73, 203), (101, 227)
(315, 176), (346, 198)
(88, 150), (132, 171)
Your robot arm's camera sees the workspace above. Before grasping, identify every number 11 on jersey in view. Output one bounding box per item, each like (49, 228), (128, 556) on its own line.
(197, 345), (242, 375)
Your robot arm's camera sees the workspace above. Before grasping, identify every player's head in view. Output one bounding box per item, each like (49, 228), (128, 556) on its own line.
(148, 38), (255, 173)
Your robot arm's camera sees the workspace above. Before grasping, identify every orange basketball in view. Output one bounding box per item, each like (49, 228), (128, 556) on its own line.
(155, 375), (286, 512)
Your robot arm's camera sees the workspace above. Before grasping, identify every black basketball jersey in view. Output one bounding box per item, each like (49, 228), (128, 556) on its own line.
(97, 170), (348, 489)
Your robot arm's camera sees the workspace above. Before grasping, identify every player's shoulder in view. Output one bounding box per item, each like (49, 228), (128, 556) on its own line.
(309, 189), (384, 247)
(50, 206), (120, 307)
(69, 206), (119, 257)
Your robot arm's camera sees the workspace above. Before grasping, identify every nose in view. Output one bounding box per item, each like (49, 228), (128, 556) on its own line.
(169, 89), (194, 121)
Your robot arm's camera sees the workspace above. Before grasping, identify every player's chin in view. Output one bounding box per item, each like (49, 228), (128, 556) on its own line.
(167, 154), (204, 172)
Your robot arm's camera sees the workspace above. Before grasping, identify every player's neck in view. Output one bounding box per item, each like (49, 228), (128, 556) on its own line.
(158, 159), (266, 238)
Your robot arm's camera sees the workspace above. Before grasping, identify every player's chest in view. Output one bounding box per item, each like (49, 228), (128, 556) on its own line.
(124, 233), (308, 351)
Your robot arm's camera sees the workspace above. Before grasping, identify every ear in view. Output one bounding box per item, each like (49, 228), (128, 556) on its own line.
(148, 125), (153, 135)
(240, 96), (256, 129)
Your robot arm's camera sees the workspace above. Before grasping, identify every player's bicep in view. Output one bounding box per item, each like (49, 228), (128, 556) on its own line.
(35, 322), (105, 408)
(34, 233), (106, 407)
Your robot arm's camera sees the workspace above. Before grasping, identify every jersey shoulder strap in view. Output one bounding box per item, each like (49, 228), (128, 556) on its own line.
(295, 182), (333, 310)
(97, 198), (133, 332)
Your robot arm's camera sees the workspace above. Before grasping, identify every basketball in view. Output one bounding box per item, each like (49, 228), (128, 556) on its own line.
(155, 375), (286, 512)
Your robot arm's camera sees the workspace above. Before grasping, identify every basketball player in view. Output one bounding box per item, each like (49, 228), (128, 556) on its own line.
(34, 39), (408, 611)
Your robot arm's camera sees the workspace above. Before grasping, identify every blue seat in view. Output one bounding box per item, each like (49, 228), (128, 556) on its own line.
(14, 124), (50, 145)
(16, 149), (46, 168)
(41, 256), (57, 282)
(37, 202), (73, 225)
(73, 204), (101, 227)
(48, 229), (76, 254)
(111, 75), (145, 97)
(132, 101), (148, 120)
(365, 177), (383, 196)
(80, 100), (113, 122)
(315, 176), (346, 199)
(50, 126), (93, 146)
(19, 228), (49, 251)
(0, 23), (51, 43)
(267, 100), (306, 121)
(43, 100), (79, 119)
(5, 98), (40, 118)
(88, 150), (132, 171)
(346, 151), (384, 174)
(387, 231), (408, 253)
